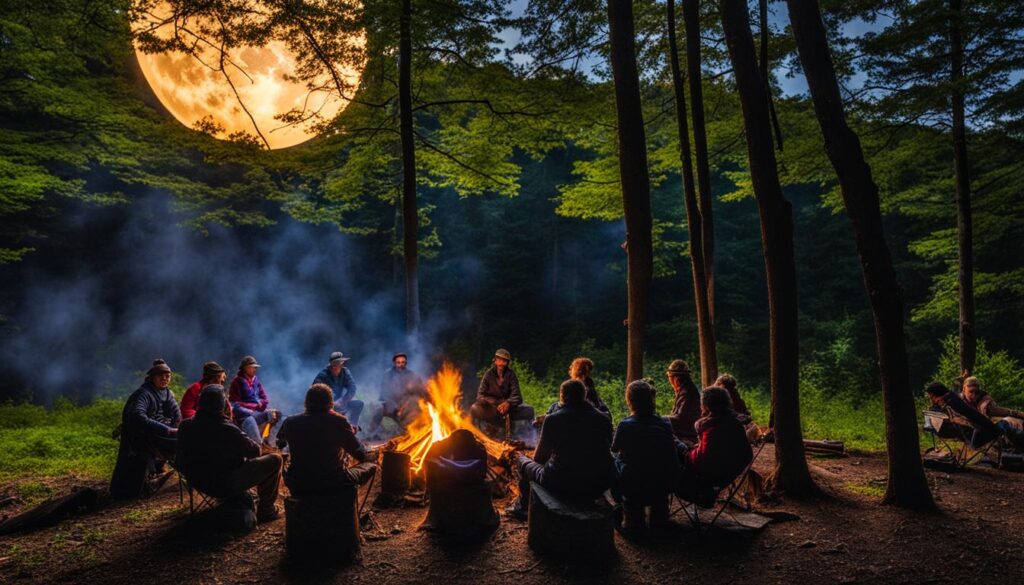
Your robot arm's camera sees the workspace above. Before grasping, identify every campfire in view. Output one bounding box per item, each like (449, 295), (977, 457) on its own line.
(390, 362), (512, 474)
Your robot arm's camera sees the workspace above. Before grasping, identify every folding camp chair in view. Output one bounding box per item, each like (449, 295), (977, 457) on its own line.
(922, 408), (1004, 470)
(672, 440), (766, 533)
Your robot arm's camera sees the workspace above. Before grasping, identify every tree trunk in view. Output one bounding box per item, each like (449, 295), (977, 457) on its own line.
(668, 0), (717, 389)
(950, 0), (974, 374)
(607, 0), (654, 383)
(786, 0), (936, 511)
(682, 0), (717, 339)
(720, 0), (817, 497)
(399, 0), (420, 334)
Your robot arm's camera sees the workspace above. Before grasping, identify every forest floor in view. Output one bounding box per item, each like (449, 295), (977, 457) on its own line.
(1, 446), (1022, 585)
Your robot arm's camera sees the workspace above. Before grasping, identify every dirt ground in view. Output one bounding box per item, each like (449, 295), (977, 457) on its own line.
(1, 447), (1022, 585)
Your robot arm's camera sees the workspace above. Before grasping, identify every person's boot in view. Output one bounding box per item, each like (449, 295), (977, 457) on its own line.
(620, 502), (646, 537)
(649, 499), (672, 532)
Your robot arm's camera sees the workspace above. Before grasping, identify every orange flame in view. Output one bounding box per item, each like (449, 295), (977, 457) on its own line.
(393, 362), (506, 472)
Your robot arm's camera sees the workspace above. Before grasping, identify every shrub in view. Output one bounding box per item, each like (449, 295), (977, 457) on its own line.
(934, 335), (1024, 406)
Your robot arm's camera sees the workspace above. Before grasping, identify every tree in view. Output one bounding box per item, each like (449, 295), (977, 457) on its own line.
(785, 0), (935, 510)
(607, 0), (654, 383)
(858, 0), (1024, 373)
(720, 0), (817, 496)
(667, 0), (717, 388)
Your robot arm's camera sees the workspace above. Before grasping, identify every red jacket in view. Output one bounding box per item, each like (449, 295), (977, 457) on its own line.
(180, 381), (203, 420)
(686, 412), (753, 488)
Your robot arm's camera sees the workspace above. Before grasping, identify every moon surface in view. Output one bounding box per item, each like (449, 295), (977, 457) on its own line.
(133, 6), (362, 149)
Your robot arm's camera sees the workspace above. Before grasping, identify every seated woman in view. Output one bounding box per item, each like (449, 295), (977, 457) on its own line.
(927, 380), (1024, 451)
(676, 386), (753, 508)
(275, 384), (377, 498)
(611, 379), (680, 532)
(714, 373), (761, 443)
(228, 356), (280, 443)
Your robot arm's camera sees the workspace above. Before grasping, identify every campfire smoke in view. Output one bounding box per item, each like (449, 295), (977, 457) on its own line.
(392, 362), (508, 473)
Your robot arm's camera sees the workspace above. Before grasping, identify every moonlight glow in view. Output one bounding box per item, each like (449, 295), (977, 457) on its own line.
(133, 4), (363, 149)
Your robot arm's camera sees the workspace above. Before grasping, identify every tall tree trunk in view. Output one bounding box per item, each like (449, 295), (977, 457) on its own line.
(786, 0), (936, 511)
(399, 0), (420, 334)
(950, 0), (974, 374)
(682, 0), (717, 338)
(720, 0), (817, 497)
(668, 0), (717, 388)
(607, 0), (654, 383)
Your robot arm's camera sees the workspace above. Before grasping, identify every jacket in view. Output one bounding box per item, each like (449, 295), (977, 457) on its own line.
(379, 367), (425, 404)
(668, 378), (701, 442)
(228, 375), (269, 412)
(686, 412), (753, 488)
(180, 381), (203, 420)
(122, 381), (181, 439)
(313, 367), (357, 406)
(533, 402), (615, 498)
(612, 414), (680, 499)
(176, 411), (261, 495)
(276, 410), (367, 493)
(476, 366), (522, 407)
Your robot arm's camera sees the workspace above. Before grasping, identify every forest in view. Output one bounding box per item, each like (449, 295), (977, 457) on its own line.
(0, 0), (1023, 583)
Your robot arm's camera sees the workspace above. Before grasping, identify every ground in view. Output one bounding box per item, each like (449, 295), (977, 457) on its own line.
(1, 448), (1022, 585)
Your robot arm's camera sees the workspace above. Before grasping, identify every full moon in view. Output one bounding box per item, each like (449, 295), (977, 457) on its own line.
(133, 5), (363, 149)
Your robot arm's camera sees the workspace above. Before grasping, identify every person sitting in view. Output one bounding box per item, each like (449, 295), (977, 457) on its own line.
(368, 352), (426, 436)
(677, 386), (753, 508)
(714, 373), (761, 443)
(181, 361), (227, 420)
(313, 351), (365, 429)
(110, 359), (181, 499)
(538, 357), (611, 426)
(506, 379), (615, 520)
(176, 385), (283, 524)
(925, 381), (1024, 451)
(666, 359), (701, 445)
(470, 349), (535, 431)
(275, 383), (377, 498)
(611, 379), (680, 532)
(228, 355), (280, 444)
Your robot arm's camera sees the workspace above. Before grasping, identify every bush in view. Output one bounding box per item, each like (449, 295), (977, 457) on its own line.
(934, 335), (1024, 406)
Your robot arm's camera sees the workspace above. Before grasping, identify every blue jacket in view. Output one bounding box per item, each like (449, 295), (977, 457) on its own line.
(612, 414), (680, 500)
(313, 366), (357, 405)
(122, 381), (181, 439)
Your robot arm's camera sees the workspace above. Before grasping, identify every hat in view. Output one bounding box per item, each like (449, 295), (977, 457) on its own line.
(494, 348), (511, 361)
(393, 352), (408, 361)
(666, 359), (692, 376)
(238, 356), (261, 370)
(146, 359), (172, 377)
(202, 361), (225, 378)
(329, 351), (351, 366)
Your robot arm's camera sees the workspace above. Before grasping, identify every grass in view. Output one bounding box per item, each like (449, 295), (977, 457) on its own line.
(845, 481), (887, 498)
(0, 399), (122, 482)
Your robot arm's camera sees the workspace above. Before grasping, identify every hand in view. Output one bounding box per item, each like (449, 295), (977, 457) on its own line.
(167, 427), (178, 436)
(497, 401), (511, 416)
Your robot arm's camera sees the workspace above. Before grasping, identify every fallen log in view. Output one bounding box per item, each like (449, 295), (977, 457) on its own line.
(803, 439), (845, 455)
(0, 487), (105, 535)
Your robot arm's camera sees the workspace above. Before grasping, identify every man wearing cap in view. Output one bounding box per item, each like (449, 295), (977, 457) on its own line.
(666, 359), (701, 445)
(110, 359), (182, 499)
(228, 356), (280, 444)
(470, 349), (534, 429)
(181, 361), (227, 420)
(368, 352), (426, 435)
(313, 351), (364, 427)
(177, 385), (283, 524)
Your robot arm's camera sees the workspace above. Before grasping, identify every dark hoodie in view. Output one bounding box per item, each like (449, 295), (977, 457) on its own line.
(177, 409), (261, 496)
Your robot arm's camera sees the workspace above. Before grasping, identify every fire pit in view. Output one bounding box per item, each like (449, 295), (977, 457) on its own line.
(376, 362), (525, 502)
